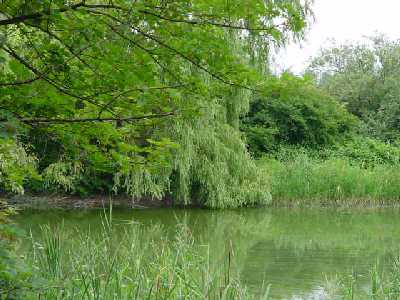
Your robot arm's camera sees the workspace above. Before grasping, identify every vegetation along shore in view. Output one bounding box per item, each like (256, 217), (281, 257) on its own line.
(2, 0), (400, 299)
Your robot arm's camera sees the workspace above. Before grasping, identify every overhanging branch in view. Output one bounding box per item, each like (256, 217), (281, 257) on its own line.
(0, 112), (175, 124)
(0, 2), (124, 26)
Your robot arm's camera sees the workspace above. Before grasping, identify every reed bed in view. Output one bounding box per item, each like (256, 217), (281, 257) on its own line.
(259, 154), (400, 206)
(15, 213), (270, 300)
(324, 259), (400, 299)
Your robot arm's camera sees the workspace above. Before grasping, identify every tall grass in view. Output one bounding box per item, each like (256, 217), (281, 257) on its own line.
(325, 259), (400, 299)
(22, 214), (270, 300)
(259, 153), (400, 206)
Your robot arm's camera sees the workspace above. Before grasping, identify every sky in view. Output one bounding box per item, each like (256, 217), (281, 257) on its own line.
(276, 0), (400, 74)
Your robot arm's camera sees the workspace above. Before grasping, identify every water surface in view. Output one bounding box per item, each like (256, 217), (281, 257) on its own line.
(14, 207), (400, 299)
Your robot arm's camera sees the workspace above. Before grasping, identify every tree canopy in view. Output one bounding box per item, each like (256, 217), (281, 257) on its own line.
(308, 36), (400, 141)
(0, 0), (313, 207)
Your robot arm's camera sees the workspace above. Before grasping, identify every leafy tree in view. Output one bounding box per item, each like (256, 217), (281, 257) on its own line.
(241, 73), (356, 157)
(0, 0), (313, 206)
(308, 36), (400, 141)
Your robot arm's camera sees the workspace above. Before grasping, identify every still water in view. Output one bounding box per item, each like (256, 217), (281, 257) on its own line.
(14, 208), (400, 299)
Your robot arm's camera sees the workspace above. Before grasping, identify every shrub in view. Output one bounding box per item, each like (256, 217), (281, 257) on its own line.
(241, 73), (356, 157)
(0, 202), (32, 299)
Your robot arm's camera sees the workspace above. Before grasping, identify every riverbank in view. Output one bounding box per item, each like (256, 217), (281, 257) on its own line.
(260, 155), (400, 208)
(4, 195), (173, 209)
(5, 153), (400, 210)
(7, 194), (400, 210)
(5, 194), (400, 211)
(7, 191), (400, 211)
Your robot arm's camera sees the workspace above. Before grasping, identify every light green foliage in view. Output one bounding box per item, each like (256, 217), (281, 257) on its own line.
(0, 138), (38, 194)
(327, 137), (400, 166)
(0, 0), (312, 206)
(170, 107), (271, 208)
(241, 73), (356, 156)
(260, 152), (400, 205)
(42, 161), (83, 192)
(308, 35), (400, 141)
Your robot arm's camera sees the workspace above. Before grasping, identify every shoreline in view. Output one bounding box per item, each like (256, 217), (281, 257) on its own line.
(4, 194), (170, 210)
(5, 194), (400, 210)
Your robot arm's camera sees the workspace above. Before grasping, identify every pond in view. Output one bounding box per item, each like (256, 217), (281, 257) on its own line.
(14, 207), (400, 299)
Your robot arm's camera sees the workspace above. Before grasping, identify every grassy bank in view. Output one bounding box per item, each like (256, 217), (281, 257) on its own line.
(259, 153), (400, 207)
(7, 215), (270, 300)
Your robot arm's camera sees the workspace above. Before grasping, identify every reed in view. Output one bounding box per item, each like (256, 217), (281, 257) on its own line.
(22, 213), (270, 300)
(259, 154), (400, 206)
(325, 259), (400, 299)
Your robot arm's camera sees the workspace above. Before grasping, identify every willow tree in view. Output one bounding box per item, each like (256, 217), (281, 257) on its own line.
(0, 0), (313, 207)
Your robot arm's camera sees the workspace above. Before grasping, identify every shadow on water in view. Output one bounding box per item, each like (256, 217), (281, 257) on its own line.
(14, 207), (400, 299)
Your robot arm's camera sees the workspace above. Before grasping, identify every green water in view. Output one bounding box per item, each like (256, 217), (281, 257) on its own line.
(14, 208), (400, 299)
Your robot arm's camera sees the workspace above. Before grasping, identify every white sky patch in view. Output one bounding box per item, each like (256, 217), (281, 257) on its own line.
(275, 0), (400, 74)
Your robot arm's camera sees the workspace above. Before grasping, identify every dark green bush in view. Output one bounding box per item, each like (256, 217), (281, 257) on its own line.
(241, 73), (356, 157)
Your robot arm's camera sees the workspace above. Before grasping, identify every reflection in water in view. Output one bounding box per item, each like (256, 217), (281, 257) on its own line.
(14, 208), (400, 299)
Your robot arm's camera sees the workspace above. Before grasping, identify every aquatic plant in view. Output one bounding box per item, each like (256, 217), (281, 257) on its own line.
(24, 213), (270, 300)
(325, 259), (400, 299)
(260, 153), (400, 206)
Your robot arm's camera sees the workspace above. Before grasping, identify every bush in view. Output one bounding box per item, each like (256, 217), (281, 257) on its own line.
(0, 202), (32, 299)
(0, 138), (38, 195)
(327, 137), (400, 166)
(241, 73), (356, 157)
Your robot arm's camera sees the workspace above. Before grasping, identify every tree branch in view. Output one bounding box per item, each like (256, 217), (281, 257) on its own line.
(97, 84), (186, 118)
(1, 44), (115, 114)
(0, 112), (175, 124)
(138, 10), (280, 32)
(132, 25), (257, 91)
(0, 2), (124, 26)
(84, 9), (258, 92)
(24, 23), (99, 75)
(104, 22), (185, 86)
(0, 2), (85, 26)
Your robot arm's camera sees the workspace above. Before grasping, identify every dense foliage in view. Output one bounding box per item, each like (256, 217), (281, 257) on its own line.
(242, 35), (400, 164)
(0, 203), (31, 299)
(308, 36), (400, 142)
(261, 152), (400, 205)
(240, 35), (400, 207)
(3, 3), (400, 207)
(0, 138), (38, 194)
(0, 0), (313, 207)
(241, 73), (356, 156)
